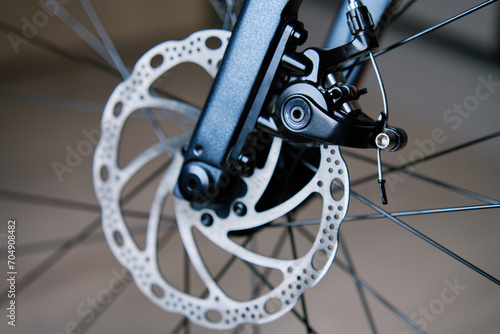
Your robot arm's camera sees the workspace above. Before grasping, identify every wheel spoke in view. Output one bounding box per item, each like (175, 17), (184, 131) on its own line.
(245, 262), (319, 334)
(0, 160), (170, 306)
(2, 4), (197, 147)
(4, 223), (173, 258)
(378, 131), (499, 174)
(338, 231), (379, 334)
(251, 229), (289, 297)
(373, 0), (498, 58)
(299, 133), (500, 205)
(39, 0), (115, 67)
(0, 90), (105, 113)
(343, 0), (499, 73)
(345, 152), (500, 205)
(287, 215), (313, 334)
(170, 236), (254, 334)
(297, 227), (425, 334)
(208, 0), (239, 30)
(335, 258), (426, 334)
(183, 248), (191, 334)
(0, 189), (175, 224)
(75, 227), (178, 334)
(345, 131), (500, 204)
(80, 0), (130, 78)
(268, 203), (500, 227)
(0, 20), (117, 76)
(350, 188), (500, 286)
(345, 204), (500, 221)
(384, 0), (418, 25)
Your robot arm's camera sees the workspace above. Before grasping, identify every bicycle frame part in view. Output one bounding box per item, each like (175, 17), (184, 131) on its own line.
(177, 0), (304, 203)
(177, 0), (405, 205)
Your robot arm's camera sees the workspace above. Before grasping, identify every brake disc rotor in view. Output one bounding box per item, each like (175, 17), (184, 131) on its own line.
(93, 29), (350, 330)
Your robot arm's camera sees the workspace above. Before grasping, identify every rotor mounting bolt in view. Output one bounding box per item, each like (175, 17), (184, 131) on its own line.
(201, 213), (214, 227)
(233, 202), (247, 217)
(238, 154), (254, 176)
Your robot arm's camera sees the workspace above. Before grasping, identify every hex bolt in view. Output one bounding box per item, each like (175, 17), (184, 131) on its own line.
(375, 127), (407, 152)
(233, 202), (247, 217)
(375, 133), (392, 150)
(282, 97), (312, 131)
(201, 213), (214, 227)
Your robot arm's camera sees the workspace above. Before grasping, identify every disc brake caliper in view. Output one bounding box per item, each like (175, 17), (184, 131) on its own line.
(265, 0), (406, 151)
(177, 0), (406, 206)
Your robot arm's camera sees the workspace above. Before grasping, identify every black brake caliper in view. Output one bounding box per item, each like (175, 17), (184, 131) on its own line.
(261, 0), (406, 152)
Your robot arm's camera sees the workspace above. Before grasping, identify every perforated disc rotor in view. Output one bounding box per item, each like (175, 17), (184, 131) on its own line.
(93, 29), (350, 330)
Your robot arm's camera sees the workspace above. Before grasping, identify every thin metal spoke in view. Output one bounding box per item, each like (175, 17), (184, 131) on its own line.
(80, 0), (130, 78)
(344, 131), (500, 204)
(297, 227), (425, 334)
(287, 215), (313, 334)
(207, 0), (227, 22)
(249, 235), (261, 334)
(3, 4), (196, 147)
(222, 0), (238, 30)
(184, 248), (191, 334)
(245, 262), (319, 334)
(338, 231), (379, 334)
(0, 20), (117, 76)
(344, 0), (499, 73)
(385, 131), (500, 169)
(335, 258), (426, 334)
(1, 223), (173, 259)
(350, 188), (500, 286)
(345, 204), (500, 221)
(0, 160), (170, 306)
(0, 90), (199, 129)
(0, 189), (175, 225)
(343, 0), (418, 80)
(0, 22), (202, 119)
(170, 236), (254, 334)
(269, 220), (321, 228)
(208, 0), (238, 30)
(251, 229), (289, 297)
(374, 0), (498, 58)
(100, 27), (177, 151)
(76, 226), (178, 334)
(0, 23), (201, 124)
(39, 0), (115, 66)
(83, 0), (187, 150)
(301, 143), (499, 207)
(385, 0), (418, 25)
(0, 90), (105, 113)
(268, 203), (500, 227)
(344, 149), (500, 205)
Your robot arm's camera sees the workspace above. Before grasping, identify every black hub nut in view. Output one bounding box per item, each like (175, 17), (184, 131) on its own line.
(178, 163), (213, 203)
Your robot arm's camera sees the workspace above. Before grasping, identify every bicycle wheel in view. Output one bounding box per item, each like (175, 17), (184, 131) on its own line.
(1, 1), (499, 333)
